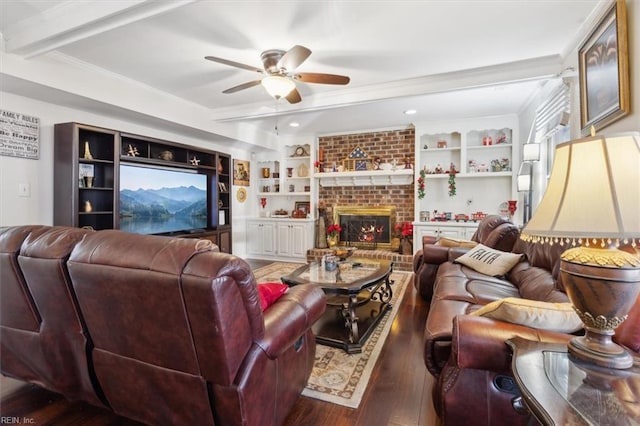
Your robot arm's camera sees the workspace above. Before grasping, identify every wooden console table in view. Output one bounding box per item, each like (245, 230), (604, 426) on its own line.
(507, 337), (640, 425)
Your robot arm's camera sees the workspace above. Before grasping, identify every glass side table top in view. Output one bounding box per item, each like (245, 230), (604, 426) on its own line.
(544, 351), (640, 426)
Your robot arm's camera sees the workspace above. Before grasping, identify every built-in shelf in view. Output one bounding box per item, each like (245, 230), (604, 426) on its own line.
(316, 169), (414, 187)
(424, 171), (512, 179)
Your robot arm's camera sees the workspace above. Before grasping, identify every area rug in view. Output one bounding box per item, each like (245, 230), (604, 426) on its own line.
(253, 262), (411, 409)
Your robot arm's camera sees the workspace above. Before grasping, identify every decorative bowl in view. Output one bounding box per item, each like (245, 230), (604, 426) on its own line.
(332, 246), (356, 260)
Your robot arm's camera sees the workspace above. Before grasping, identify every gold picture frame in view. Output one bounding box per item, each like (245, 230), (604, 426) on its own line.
(579, 0), (629, 136)
(233, 159), (250, 186)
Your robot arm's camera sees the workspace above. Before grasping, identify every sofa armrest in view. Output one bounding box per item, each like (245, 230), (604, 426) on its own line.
(451, 315), (571, 373)
(258, 285), (326, 358)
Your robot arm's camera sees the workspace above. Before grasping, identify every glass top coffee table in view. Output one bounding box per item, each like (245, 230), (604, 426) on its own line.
(281, 258), (393, 354)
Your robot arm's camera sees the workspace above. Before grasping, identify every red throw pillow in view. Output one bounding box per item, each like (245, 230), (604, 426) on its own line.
(257, 283), (289, 311)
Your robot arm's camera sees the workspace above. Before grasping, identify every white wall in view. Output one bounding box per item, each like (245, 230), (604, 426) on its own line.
(0, 91), (253, 255)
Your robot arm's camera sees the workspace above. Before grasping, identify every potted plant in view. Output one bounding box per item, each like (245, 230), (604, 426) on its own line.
(326, 223), (342, 247)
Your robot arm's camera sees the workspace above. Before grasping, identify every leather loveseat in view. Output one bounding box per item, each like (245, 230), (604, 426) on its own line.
(413, 218), (640, 425)
(413, 215), (520, 300)
(1, 225), (326, 426)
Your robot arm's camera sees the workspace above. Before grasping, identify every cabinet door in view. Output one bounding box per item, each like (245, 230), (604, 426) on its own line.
(261, 222), (277, 256)
(276, 223), (292, 257)
(246, 222), (262, 256)
(290, 222), (310, 258)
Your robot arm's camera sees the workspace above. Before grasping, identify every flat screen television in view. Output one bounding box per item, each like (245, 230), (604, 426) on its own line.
(119, 163), (209, 235)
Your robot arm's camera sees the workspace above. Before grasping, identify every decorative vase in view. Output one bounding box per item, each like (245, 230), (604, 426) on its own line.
(400, 238), (412, 255)
(218, 159), (224, 174)
(316, 209), (327, 248)
(327, 235), (338, 248)
(507, 200), (517, 221)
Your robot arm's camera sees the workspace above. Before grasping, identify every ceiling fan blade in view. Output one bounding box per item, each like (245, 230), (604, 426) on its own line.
(295, 72), (350, 85)
(277, 45), (311, 71)
(205, 56), (264, 74)
(222, 80), (262, 94)
(285, 88), (302, 104)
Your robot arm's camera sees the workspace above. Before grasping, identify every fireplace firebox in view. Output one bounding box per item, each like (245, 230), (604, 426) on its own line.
(333, 206), (397, 250)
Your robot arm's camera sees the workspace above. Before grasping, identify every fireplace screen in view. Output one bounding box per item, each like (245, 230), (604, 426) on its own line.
(333, 206), (396, 250)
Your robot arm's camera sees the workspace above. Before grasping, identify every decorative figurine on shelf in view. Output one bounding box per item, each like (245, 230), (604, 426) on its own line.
(126, 144), (139, 157)
(84, 200), (93, 213)
(434, 164), (444, 174)
(83, 141), (93, 159)
(217, 159), (224, 174)
(403, 158), (412, 169)
(190, 156), (200, 166)
(482, 136), (493, 146)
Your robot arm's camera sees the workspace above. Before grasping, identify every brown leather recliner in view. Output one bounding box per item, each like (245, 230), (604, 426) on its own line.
(0, 225), (106, 407)
(1, 226), (326, 426)
(413, 215), (520, 300)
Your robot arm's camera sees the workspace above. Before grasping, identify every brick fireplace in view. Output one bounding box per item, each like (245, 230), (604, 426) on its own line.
(307, 128), (416, 270)
(317, 127), (415, 225)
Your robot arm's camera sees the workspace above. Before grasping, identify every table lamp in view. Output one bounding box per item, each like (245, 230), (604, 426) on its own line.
(521, 132), (640, 369)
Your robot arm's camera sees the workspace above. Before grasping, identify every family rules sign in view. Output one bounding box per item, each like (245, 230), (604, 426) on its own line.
(0, 110), (40, 159)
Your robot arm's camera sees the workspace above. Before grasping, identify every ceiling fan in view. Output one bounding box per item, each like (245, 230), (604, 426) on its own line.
(205, 45), (350, 104)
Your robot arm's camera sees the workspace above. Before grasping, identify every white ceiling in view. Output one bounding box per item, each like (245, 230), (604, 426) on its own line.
(0, 0), (607, 147)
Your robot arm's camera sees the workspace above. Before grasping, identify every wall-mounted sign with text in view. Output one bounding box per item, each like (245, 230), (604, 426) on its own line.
(0, 109), (40, 159)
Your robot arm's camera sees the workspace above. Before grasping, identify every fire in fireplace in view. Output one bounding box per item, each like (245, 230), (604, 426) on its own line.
(333, 206), (397, 250)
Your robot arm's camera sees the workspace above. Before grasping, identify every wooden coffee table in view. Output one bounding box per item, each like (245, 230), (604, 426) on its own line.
(282, 258), (393, 354)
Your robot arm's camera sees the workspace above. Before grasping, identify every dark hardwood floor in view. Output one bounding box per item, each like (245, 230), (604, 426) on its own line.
(0, 260), (437, 426)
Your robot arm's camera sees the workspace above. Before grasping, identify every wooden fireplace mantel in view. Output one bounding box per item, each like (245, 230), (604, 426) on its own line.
(315, 169), (413, 187)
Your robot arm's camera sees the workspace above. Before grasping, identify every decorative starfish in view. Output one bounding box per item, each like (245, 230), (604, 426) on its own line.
(190, 156), (200, 165)
(127, 144), (139, 156)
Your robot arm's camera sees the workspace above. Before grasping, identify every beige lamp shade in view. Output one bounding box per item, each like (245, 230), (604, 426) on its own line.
(521, 132), (640, 247)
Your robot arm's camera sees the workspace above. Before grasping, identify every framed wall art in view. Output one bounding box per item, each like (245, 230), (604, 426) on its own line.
(578, 0), (629, 136)
(294, 201), (311, 215)
(233, 159), (250, 186)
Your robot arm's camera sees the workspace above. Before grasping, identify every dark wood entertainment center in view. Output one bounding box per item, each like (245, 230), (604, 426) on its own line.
(53, 122), (232, 253)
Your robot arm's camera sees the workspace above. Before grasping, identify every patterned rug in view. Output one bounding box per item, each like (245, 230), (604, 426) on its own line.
(253, 262), (411, 408)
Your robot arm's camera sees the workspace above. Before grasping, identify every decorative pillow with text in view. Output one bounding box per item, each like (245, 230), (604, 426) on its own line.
(454, 243), (523, 276)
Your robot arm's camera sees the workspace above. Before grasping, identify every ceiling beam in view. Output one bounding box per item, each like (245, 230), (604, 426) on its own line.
(3, 0), (196, 58)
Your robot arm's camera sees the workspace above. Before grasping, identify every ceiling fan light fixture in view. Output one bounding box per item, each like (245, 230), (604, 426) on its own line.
(261, 75), (296, 99)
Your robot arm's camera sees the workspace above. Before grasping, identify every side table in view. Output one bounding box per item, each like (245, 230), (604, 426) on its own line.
(507, 337), (640, 425)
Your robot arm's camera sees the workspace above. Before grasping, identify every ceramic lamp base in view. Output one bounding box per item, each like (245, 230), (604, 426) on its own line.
(568, 331), (632, 369)
(560, 246), (640, 370)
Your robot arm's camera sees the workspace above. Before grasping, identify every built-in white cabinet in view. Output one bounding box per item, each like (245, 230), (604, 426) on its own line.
(246, 220), (277, 258)
(246, 218), (314, 260)
(276, 221), (313, 258)
(414, 115), (519, 227)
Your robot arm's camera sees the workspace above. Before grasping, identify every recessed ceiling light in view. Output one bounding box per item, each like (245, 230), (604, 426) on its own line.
(289, 122), (300, 127)
(404, 109), (417, 115)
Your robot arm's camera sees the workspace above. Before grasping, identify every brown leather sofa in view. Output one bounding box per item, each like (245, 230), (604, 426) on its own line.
(413, 215), (520, 300)
(1, 225), (326, 426)
(413, 220), (640, 425)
